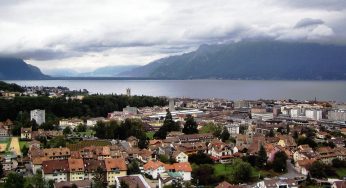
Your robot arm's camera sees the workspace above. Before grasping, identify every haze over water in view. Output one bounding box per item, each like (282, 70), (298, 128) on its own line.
(6, 80), (346, 102)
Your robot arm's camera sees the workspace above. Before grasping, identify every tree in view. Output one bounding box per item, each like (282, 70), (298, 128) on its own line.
(188, 151), (213, 165)
(32, 170), (46, 188)
(93, 167), (106, 188)
(47, 136), (66, 148)
(76, 124), (87, 132)
(220, 127), (230, 142)
(199, 123), (222, 138)
(232, 160), (253, 184)
(309, 161), (327, 179)
(4, 172), (25, 188)
(266, 129), (275, 137)
(292, 131), (299, 140)
(63, 126), (72, 135)
(257, 144), (267, 169)
(120, 181), (129, 188)
(163, 109), (180, 132)
(154, 110), (180, 139)
(192, 164), (217, 185)
(127, 160), (141, 175)
(0, 163), (3, 178)
(138, 135), (149, 149)
(297, 136), (317, 148)
(22, 144), (29, 157)
(272, 151), (288, 173)
(332, 158), (346, 168)
(182, 115), (198, 134)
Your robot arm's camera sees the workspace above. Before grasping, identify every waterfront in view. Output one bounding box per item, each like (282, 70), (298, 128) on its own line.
(5, 80), (346, 101)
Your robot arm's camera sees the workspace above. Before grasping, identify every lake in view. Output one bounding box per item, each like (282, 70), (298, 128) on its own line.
(5, 80), (346, 102)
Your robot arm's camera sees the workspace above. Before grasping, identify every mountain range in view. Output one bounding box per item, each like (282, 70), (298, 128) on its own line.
(44, 65), (140, 77)
(1, 41), (346, 80)
(0, 57), (49, 80)
(120, 41), (346, 80)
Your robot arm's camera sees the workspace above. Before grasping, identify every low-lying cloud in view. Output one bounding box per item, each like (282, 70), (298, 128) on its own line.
(0, 0), (345, 71)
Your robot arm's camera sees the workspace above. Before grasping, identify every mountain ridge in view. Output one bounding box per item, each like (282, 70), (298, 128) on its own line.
(0, 57), (49, 80)
(120, 41), (346, 80)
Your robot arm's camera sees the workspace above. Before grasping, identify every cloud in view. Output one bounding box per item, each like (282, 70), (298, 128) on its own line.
(0, 0), (345, 71)
(294, 18), (324, 28)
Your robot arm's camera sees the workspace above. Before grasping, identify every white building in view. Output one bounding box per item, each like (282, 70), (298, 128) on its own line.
(328, 110), (346, 121)
(224, 124), (240, 136)
(31, 109), (45, 125)
(251, 112), (273, 121)
(59, 118), (84, 129)
(305, 109), (322, 121)
(86, 117), (105, 127)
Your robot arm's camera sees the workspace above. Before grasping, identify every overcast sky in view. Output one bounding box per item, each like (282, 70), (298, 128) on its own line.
(1, 0), (346, 72)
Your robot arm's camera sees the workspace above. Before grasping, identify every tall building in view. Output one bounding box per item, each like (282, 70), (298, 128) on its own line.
(126, 88), (131, 96)
(169, 98), (175, 112)
(305, 109), (322, 121)
(30, 109), (45, 125)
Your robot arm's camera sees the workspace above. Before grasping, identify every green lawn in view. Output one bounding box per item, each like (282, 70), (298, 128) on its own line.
(5, 137), (12, 151)
(213, 163), (279, 181)
(214, 163), (234, 176)
(19, 141), (27, 150)
(77, 129), (95, 137)
(336, 168), (346, 178)
(146, 132), (155, 140)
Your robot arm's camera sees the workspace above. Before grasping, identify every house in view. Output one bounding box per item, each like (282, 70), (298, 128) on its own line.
(86, 117), (105, 127)
(0, 126), (9, 137)
(31, 156), (48, 174)
(295, 159), (315, 175)
(42, 160), (69, 182)
(293, 147), (317, 162)
(21, 127), (32, 140)
(208, 139), (233, 163)
(178, 133), (214, 143)
(115, 175), (151, 188)
(104, 158), (127, 185)
(68, 158), (85, 181)
(84, 159), (106, 180)
(316, 131), (329, 139)
(143, 160), (166, 179)
(169, 162), (192, 181)
(215, 181), (247, 188)
(127, 136), (139, 148)
(257, 178), (298, 188)
(172, 151), (188, 163)
(2, 155), (18, 171)
(332, 181), (346, 188)
(265, 144), (280, 162)
(277, 135), (296, 149)
(54, 180), (92, 188)
(59, 118), (84, 129)
(143, 160), (192, 181)
(43, 147), (71, 160)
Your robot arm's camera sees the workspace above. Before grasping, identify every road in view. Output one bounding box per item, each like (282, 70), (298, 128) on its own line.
(280, 160), (303, 178)
(9, 137), (22, 156)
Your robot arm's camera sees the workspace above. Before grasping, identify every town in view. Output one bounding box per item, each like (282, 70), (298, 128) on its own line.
(1, 83), (346, 188)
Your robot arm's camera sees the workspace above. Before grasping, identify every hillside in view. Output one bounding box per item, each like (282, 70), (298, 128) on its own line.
(0, 57), (49, 80)
(120, 41), (346, 80)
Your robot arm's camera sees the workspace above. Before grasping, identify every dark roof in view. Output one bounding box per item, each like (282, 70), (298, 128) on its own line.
(42, 159), (69, 174)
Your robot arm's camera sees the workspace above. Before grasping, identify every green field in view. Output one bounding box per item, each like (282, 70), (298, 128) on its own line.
(146, 132), (155, 140)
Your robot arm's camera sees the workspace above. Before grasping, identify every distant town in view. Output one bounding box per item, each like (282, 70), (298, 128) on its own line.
(1, 82), (346, 188)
